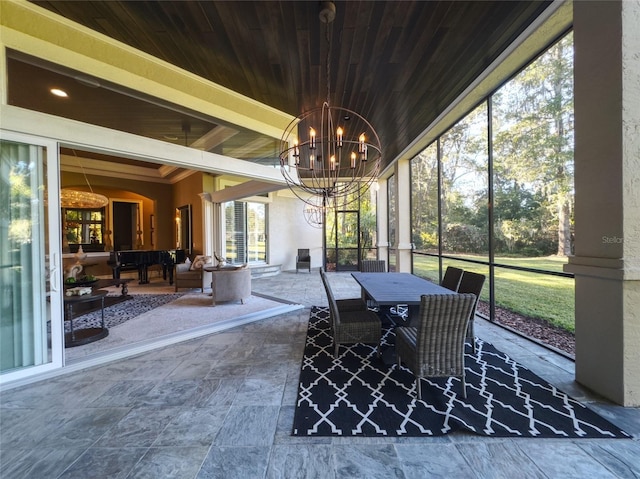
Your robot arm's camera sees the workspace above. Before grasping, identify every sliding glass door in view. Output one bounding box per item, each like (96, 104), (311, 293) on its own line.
(0, 132), (63, 383)
(224, 200), (267, 264)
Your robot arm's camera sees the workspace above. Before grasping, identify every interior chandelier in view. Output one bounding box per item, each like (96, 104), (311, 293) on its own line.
(279, 1), (381, 207)
(60, 189), (109, 209)
(60, 150), (109, 209)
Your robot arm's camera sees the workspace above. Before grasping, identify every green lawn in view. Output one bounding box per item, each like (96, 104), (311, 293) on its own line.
(412, 254), (575, 332)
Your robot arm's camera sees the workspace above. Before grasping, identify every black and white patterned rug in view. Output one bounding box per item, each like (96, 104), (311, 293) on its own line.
(292, 307), (630, 438)
(64, 294), (184, 332)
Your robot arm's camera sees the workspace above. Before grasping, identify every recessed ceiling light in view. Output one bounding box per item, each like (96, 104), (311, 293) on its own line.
(50, 88), (68, 98)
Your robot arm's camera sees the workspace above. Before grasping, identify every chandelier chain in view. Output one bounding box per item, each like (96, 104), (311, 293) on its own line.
(72, 149), (96, 194)
(325, 17), (332, 105)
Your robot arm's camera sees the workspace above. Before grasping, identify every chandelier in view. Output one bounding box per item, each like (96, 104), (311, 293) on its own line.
(60, 188), (109, 209)
(60, 150), (109, 209)
(302, 196), (328, 229)
(279, 1), (381, 207)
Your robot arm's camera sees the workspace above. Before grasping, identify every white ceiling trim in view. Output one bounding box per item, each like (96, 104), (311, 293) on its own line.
(60, 154), (199, 184)
(2, 105), (287, 184)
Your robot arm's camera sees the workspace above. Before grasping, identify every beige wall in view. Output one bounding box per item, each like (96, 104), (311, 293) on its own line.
(173, 172), (206, 256)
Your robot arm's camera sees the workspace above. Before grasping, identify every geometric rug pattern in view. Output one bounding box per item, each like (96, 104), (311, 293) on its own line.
(64, 294), (184, 332)
(293, 307), (630, 438)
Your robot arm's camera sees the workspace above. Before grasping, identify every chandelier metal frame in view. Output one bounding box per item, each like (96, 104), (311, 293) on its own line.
(279, 1), (381, 208)
(302, 195), (328, 229)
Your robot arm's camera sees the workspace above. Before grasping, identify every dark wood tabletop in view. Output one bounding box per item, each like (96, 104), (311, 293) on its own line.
(351, 272), (456, 305)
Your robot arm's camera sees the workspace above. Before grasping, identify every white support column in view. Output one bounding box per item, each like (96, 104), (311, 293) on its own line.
(198, 193), (214, 257)
(565, 0), (640, 406)
(376, 177), (389, 263)
(211, 202), (224, 258)
(395, 160), (413, 272)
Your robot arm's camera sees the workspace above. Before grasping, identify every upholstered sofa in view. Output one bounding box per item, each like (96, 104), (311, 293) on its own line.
(174, 255), (213, 292)
(210, 266), (251, 305)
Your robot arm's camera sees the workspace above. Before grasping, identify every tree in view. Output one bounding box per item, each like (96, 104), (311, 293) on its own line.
(440, 104), (489, 254)
(411, 144), (438, 250)
(492, 33), (574, 256)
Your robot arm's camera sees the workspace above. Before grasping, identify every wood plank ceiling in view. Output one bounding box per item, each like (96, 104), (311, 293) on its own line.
(25, 1), (553, 171)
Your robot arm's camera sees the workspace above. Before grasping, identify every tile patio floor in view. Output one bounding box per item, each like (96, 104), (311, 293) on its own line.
(1, 270), (639, 478)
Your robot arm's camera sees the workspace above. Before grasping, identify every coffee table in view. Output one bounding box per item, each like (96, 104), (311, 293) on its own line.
(63, 289), (109, 347)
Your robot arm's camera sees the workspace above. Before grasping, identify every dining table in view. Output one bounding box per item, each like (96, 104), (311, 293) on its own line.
(350, 271), (456, 306)
(351, 272), (457, 364)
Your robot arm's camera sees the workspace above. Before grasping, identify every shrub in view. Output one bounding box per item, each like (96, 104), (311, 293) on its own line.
(442, 223), (487, 253)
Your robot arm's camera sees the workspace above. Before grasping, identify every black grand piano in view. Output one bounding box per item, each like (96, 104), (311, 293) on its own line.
(109, 249), (186, 284)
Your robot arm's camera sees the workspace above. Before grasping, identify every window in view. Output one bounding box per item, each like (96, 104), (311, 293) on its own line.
(410, 32), (575, 354)
(387, 175), (397, 271)
(225, 201), (267, 264)
(63, 207), (105, 252)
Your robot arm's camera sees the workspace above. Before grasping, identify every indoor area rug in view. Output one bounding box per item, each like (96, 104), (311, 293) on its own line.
(292, 307), (631, 438)
(64, 293), (184, 332)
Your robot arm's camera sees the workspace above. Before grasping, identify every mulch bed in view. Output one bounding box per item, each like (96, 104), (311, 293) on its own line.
(476, 302), (575, 357)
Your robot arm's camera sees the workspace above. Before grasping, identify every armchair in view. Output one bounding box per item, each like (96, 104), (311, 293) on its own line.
(174, 255), (212, 292)
(296, 249), (311, 273)
(211, 266), (251, 305)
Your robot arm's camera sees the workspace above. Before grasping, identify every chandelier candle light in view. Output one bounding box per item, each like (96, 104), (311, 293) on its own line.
(279, 1), (381, 207)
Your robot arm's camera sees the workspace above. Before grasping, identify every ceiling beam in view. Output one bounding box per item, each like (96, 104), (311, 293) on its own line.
(190, 125), (239, 152)
(209, 180), (285, 203)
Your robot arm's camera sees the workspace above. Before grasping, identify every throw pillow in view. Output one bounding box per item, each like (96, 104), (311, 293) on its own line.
(190, 255), (212, 270)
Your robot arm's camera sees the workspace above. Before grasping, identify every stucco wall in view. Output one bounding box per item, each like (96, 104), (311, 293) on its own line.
(268, 192), (323, 271)
(568, 0), (640, 406)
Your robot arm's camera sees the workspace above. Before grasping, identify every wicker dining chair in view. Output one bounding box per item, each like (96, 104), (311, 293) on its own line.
(457, 271), (486, 353)
(358, 260), (387, 310)
(360, 260), (387, 272)
(320, 269), (367, 312)
(441, 266), (463, 291)
(396, 293), (477, 399)
(322, 269), (381, 358)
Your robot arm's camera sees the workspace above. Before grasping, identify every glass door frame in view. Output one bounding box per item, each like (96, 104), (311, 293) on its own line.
(325, 208), (361, 272)
(0, 130), (64, 386)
